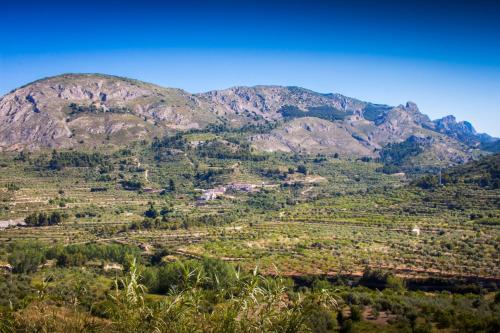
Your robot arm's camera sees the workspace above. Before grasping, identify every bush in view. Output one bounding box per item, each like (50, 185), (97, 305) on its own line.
(359, 268), (404, 291)
(6, 183), (20, 191)
(305, 306), (337, 333)
(121, 179), (143, 191)
(157, 260), (202, 293)
(201, 258), (236, 290)
(144, 203), (158, 219)
(8, 243), (45, 274)
(297, 165), (308, 175)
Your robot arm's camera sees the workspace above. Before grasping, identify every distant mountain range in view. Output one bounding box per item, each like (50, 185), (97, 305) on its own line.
(0, 73), (497, 168)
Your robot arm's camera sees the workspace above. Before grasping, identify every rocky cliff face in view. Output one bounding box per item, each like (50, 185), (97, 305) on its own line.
(0, 73), (495, 166)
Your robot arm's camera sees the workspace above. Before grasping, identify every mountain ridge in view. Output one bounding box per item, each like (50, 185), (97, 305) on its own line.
(0, 73), (496, 169)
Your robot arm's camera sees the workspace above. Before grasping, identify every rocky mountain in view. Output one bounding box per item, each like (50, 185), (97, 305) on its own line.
(0, 74), (217, 150)
(198, 85), (367, 124)
(0, 73), (496, 168)
(432, 114), (497, 147)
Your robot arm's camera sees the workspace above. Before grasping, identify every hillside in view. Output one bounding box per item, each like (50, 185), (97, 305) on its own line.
(0, 73), (496, 169)
(0, 74), (218, 150)
(414, 153), (500, 189)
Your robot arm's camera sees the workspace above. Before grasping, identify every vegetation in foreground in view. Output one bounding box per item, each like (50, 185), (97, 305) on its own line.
(1, 249), (499, 333)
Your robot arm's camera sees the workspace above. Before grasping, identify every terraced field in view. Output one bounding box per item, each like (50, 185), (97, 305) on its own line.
(1, 149), (498, 282)
(0, 144), (498, 333)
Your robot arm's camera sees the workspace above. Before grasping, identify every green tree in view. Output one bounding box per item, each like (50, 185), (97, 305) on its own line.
(297, 164), (308, 175)
(144, 203), (158, 219)
(168, 179), (176, 192)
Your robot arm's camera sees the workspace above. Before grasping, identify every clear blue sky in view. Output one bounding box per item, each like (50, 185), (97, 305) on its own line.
(1, 0), (499, 136)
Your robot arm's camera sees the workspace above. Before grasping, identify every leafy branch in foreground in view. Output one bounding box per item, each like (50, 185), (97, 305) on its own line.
(106, 261), (340, 333)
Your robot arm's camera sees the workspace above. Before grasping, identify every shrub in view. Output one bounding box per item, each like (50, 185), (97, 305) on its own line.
(121, 179), (143, 191)
(143, 203), (158, 219)
(8, 243), (45, 274)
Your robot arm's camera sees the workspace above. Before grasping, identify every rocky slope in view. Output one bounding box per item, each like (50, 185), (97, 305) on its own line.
(0, 74), (217, 150)
(0, 73), (496, 168)
(197, 85), (366, 124)
(250, 117), (376, 156)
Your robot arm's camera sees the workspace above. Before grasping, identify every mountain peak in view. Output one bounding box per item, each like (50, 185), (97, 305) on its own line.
(439, 115), (457, 123)
(434, 115), (476, 134)
(405, 101), (419, 112)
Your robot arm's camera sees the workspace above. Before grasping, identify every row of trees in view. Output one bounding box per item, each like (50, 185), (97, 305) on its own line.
(47, 150), (111, 170)
(24, 211), (65, 227)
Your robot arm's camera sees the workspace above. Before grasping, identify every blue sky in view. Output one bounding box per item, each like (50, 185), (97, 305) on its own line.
(1, 0), (499, 135)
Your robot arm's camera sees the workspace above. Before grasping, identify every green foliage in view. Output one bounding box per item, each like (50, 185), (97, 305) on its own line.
(24, 211), (64, 227)
(359, 268), (405, 291)
(13, 150), (30, 162)
(0, 274), (32, 308)
(305, 306), (337, 333)
(339, 319), (353, 333)
(376, 164), (402, 174)
(106, 260), (340, 333)
(0, 133), (498, 332)
(120, 179), (143, 191)
(46, 243), (140, 268)
(144, 203), (158, 219)
(415, 153), (499, 189)
(248, 190), (285, 211)
(195, 168), (230, 187)
(48, 150), (111, 170)
(68, 102), (131, 115)
(167, 178), (176, 192)
(297, 164), (308, 175)
(200, 257), (237, 290)
(152, 133), (188, 152)
(7, 242), (45, 274)
(379, 136), (424, 166)
(350, 305), (362, 321)
(6, 183), (20, 192)
(155, 260), (203, 293)
(279, 105), (352, 122)
(196, 140), (267, 161)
